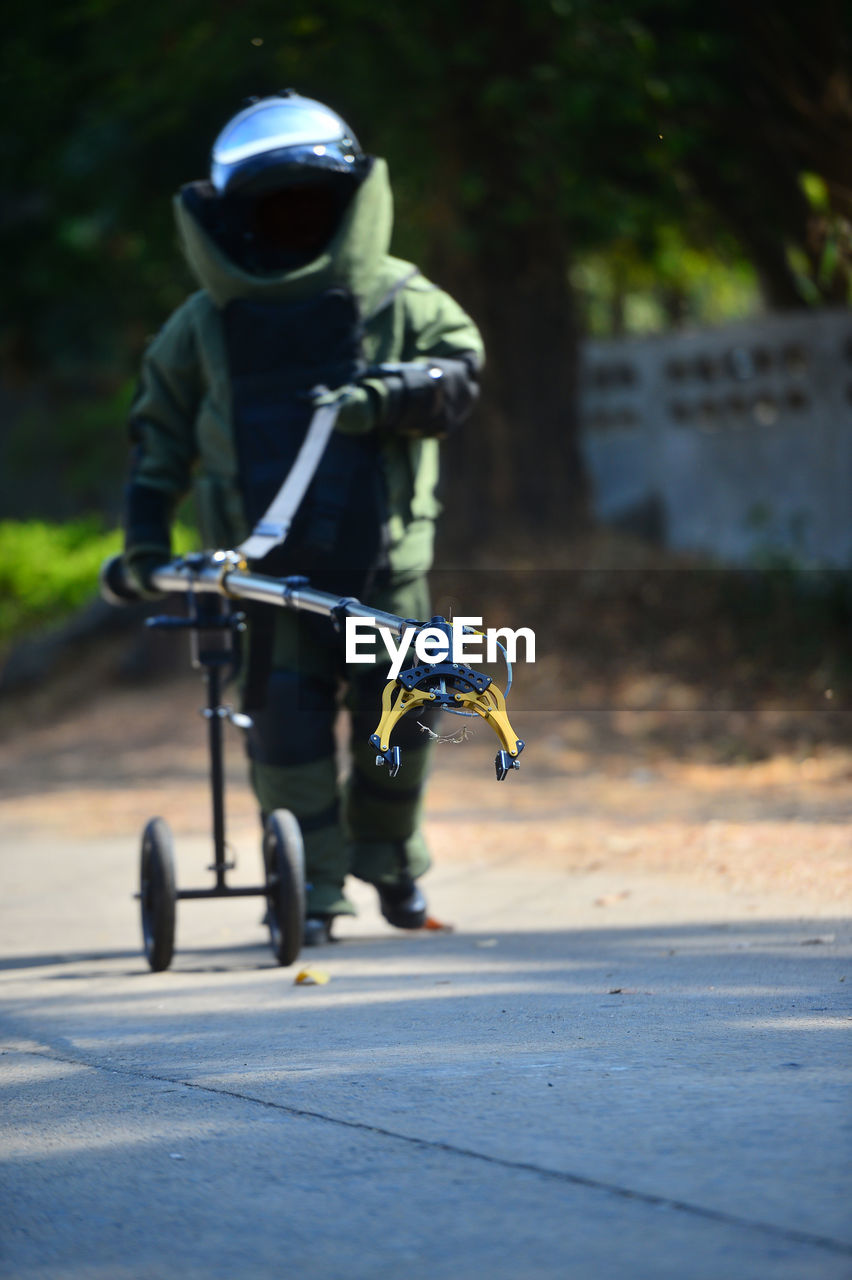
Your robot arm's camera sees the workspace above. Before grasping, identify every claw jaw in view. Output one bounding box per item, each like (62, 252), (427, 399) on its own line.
(495, 745), (525, 781)
(370, 647), (524, 782)
(371, 740), (402, 777)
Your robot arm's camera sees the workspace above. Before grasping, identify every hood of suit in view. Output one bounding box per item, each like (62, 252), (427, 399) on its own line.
(174, 157), (394, 311)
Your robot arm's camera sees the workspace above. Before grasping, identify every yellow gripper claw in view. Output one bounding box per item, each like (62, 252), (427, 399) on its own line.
(369, 658), (524, 782)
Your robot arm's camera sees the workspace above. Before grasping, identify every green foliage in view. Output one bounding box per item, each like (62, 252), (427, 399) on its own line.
(4, 0), (846, 376)
(573, 226), (762, 336)
(0, 519), (197, 648)
(0, 520), (118, 640)
(1, 0), (848, 535)
(1, 380), (137, 521)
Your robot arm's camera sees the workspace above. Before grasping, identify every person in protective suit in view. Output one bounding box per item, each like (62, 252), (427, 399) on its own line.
(122, 92), (484, 944)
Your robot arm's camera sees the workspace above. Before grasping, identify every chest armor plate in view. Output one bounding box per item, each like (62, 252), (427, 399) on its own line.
(224, 289), (387, 595)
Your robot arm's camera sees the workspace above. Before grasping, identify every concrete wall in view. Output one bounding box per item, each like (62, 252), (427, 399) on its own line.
(579, 308), (852, 566)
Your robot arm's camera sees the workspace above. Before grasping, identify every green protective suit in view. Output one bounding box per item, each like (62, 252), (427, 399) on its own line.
(124, 157), (484, 917)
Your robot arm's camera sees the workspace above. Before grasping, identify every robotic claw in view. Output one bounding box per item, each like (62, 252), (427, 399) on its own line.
(369, 618), (525, 782)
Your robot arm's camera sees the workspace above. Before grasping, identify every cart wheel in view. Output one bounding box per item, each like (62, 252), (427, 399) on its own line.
(140, 817), (176, 972)
(263, 810), (305, 966)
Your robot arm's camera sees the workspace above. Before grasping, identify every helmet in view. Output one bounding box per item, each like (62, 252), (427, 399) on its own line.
(210, 91), (366, 196)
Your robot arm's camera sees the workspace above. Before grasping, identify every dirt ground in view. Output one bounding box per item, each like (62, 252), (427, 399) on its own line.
(2, 656), (849, 914)
(2, 530), (849, 910)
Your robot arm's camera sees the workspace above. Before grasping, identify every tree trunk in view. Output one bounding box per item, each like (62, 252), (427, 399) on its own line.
(411, 0), (590, 559)
(432, 220), (588, 559)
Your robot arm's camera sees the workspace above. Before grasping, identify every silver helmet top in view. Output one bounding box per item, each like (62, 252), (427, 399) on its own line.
(210, 93), (363, 196)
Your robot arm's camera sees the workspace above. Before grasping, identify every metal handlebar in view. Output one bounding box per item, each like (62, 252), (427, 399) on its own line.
(101, 551), (525, 780)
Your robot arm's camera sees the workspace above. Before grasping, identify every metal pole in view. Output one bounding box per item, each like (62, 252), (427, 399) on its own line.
(100, 552), (526, 783)
(205, 661), (229, 888)
(149, 561), (412, 636)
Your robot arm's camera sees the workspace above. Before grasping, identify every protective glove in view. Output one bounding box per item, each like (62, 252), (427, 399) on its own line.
(123, 481), (174, 599)
(123, 550), (166, 599)
(314, 383), (382, 436)
(368, 356), (480, 439)
(316, 354), (479, 439)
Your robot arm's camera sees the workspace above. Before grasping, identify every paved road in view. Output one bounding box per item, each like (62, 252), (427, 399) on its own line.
(1, 829), (850, 1279)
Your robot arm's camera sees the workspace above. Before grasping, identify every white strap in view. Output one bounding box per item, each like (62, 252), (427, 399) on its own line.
(237, 397), (342, 562)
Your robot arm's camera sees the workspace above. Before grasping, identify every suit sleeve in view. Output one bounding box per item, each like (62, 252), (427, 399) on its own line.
(370, 276), (484, 439)
(402, 277), (484, 369)
(123, 301), (201, 587)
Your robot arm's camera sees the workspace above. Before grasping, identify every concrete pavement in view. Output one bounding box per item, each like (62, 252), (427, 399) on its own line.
(1, 829), (850, 1278)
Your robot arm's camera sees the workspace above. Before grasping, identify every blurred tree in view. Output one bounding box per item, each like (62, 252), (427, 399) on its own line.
(638, 0), (852, 308)
(1, 0), (847, 538)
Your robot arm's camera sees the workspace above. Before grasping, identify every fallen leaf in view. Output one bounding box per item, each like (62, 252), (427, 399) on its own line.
(594, 891), (632, 907)
(423, 916), (454, 932)
(294, 968), (330, 986)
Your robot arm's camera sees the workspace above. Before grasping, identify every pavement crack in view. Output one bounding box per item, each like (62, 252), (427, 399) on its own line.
(11, 1044), (852, 1259)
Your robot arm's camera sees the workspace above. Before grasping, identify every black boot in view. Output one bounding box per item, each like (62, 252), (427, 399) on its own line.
(376, 877), (427, 930)
(303, 915), (335, 946)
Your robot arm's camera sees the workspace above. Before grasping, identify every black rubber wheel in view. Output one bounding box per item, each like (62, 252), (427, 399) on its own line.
(263, 810), (305, 966)
(140, 817), (176, 972)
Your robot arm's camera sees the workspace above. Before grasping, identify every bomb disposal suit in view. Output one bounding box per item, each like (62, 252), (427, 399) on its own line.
(122, 94), (484, 936)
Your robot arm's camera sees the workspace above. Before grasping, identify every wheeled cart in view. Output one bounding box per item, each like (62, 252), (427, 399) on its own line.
(135, 589), (305, 972)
